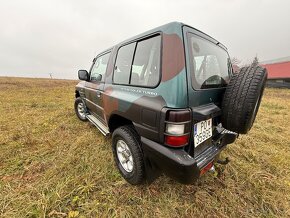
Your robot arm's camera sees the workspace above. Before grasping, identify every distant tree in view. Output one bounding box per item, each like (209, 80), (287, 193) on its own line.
(231, 57), (241, 73)
(252, 55), (259, 66)
(231, 57), (241, 66)
(237, 56), (260, 70)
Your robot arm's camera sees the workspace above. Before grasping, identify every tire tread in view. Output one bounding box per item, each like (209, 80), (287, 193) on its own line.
(112, 125), (145, 185)
(221, 64), (267, 134)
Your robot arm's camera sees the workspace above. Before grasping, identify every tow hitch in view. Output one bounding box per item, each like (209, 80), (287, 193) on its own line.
(217, 157), (230, 165)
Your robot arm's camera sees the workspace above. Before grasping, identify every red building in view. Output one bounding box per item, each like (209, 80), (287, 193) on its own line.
(260, 57), (290, 88)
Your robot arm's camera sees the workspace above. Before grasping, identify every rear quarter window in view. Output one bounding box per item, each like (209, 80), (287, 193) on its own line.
(113, 34), (161, 88)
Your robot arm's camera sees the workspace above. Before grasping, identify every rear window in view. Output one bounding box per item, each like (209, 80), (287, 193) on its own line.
(188, 33), (231, 89)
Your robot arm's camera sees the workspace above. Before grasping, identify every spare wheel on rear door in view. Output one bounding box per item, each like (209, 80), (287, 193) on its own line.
(221, 64), (268, 134)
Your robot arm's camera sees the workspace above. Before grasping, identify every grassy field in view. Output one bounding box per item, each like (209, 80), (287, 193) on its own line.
(0, 77), (289, 218)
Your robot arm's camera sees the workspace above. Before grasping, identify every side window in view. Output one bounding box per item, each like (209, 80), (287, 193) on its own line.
(113, 43), (136, 84)
(90, 52), (111, 82)
(113, 34), (161, 87)
(131, 35), (161, 87)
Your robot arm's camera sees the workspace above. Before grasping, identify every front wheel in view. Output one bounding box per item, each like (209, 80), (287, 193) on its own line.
(74, 97), (88, 121)
(112, 125), (145, 185)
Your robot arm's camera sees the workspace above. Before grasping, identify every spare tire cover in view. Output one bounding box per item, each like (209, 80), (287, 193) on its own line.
(221, 64), (268, 134)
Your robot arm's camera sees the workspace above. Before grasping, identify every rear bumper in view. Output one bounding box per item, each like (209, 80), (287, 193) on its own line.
(141, 130), (237, 184)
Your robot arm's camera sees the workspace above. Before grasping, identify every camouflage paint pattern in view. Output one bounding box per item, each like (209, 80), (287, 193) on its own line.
(75, 22), (229, 138)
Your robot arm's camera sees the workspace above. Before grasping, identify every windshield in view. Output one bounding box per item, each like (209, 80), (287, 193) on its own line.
(188, 33), (231, 89)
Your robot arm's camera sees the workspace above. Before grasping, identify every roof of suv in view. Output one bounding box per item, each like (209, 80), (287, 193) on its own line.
(98, 21), (227, 56)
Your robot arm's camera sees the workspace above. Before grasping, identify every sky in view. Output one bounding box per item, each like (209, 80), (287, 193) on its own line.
(0, 0), (289, 79)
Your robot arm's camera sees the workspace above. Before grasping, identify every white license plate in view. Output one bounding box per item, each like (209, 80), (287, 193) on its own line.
(194, 118), (212, 147)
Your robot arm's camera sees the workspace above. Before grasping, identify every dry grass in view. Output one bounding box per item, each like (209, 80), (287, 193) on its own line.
(0, 77), (289, 218)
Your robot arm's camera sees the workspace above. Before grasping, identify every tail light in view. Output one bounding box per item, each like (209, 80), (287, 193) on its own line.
(164, 110), (191, 147)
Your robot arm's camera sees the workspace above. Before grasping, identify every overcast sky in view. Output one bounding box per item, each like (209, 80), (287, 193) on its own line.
(0, 0), (289, 79)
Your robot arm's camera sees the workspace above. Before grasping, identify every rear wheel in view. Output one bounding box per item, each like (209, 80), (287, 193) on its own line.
(221, 64), (267, 134)
(112, 125), (145, 185)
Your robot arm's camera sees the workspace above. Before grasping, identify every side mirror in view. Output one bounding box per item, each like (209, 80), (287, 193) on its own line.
(78, 70), (89, 81)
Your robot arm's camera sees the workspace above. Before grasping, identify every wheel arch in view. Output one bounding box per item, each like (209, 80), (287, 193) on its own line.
(108, 113), (135, 133)
(75, 90), (80, 98)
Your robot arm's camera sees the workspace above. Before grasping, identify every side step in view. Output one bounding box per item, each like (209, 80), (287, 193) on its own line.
(86, 115), (110, 136)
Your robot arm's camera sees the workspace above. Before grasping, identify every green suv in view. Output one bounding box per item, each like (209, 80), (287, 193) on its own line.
(74, 22), (267, 185)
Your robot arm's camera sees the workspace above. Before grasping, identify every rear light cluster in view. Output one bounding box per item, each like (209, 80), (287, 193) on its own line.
(164, 110), (191, 147)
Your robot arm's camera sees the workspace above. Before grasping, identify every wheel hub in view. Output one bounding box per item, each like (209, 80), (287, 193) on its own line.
(116, 140), (134, 173)
(77, 102), (86, 118)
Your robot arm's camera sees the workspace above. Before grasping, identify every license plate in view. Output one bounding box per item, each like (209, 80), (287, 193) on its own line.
(194, 118), (212, 147)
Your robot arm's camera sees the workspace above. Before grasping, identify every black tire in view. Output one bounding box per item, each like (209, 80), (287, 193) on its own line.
(74, 97), (88, 121)
(112, 125), (145, 185)
(221, 64), (267, 134)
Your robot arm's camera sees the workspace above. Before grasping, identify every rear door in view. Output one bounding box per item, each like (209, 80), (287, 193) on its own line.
(183, 26), (232, 157)
(85, 52), (111, 123)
